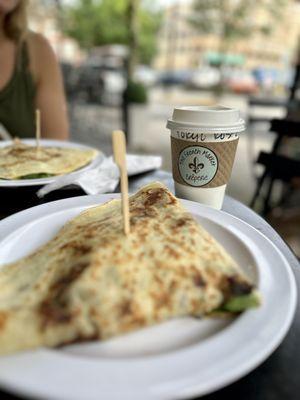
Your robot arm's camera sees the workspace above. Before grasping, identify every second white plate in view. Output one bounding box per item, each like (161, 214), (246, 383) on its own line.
(0, 139), (104, 187)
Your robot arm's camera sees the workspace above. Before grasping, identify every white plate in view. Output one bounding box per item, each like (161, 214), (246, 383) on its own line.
(0, 139), (105, 187)
(0, 195), (296, 400)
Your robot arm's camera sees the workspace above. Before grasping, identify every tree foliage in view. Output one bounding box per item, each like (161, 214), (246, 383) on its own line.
(62, 0), (161, 65)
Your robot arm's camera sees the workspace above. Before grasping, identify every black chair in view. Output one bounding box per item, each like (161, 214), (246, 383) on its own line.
(250, 118), (300, 215)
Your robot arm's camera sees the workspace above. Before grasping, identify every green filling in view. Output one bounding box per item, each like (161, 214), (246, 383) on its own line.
(220, 291), (260, 313)
(18, 173), (55, 180)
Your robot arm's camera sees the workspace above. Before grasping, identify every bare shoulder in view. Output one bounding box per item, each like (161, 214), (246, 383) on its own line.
(27, 32), (55, 56)
(26, 32), (59, 82)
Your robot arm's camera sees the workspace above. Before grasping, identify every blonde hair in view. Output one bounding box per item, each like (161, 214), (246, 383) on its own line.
(4, 0), (29, 42)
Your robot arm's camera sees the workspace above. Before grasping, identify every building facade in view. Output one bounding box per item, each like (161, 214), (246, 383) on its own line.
(154, 0), (300, 71)
(28, 0), (85, 64)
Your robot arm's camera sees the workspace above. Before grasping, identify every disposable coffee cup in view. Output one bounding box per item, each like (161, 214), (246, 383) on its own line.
(166, 105), (245, 209)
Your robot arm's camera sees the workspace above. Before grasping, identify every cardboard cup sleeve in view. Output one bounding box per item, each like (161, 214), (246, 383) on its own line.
(171, 136), (239, 189)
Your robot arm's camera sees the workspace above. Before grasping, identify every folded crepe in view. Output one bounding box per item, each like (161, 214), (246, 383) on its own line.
(0, 182), (259, 355)
(0, 141), (98, 180)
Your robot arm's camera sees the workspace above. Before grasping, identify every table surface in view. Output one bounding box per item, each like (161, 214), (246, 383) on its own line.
(0, 170), (299, 400)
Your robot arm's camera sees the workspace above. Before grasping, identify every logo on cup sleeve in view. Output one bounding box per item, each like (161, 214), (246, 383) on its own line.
(178, 146), (218, 187)
(188, 157), (204, 174)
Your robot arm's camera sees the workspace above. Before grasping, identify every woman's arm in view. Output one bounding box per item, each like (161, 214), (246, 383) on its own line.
(28, 33), (69, 140)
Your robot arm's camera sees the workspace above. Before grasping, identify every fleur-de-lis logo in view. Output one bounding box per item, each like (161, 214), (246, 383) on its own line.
(188, 157), (204, 173)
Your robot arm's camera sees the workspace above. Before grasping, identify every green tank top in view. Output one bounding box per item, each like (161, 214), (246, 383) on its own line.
(0, 42), (36, 138)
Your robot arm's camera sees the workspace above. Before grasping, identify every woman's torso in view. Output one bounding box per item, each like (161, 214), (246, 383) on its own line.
(0, 40), (36, 138)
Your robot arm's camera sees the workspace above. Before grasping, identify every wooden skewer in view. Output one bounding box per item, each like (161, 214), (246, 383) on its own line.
(35, 109), (41, 150)
(112, 130), (130, 236)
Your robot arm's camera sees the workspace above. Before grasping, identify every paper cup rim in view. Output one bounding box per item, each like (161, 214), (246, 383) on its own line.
(166, 118), (246, 134)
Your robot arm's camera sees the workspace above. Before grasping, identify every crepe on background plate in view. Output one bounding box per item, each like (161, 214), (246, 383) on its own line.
(0, 182), (260, 355)
(0, 141), (98, 180)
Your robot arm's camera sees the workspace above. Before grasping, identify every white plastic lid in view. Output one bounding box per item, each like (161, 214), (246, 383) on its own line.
(166, 105), (245, 134)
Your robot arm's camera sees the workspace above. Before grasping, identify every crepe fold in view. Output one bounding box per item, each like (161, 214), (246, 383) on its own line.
(0, 182), (259, 355)
(0, 142), (98, 179)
